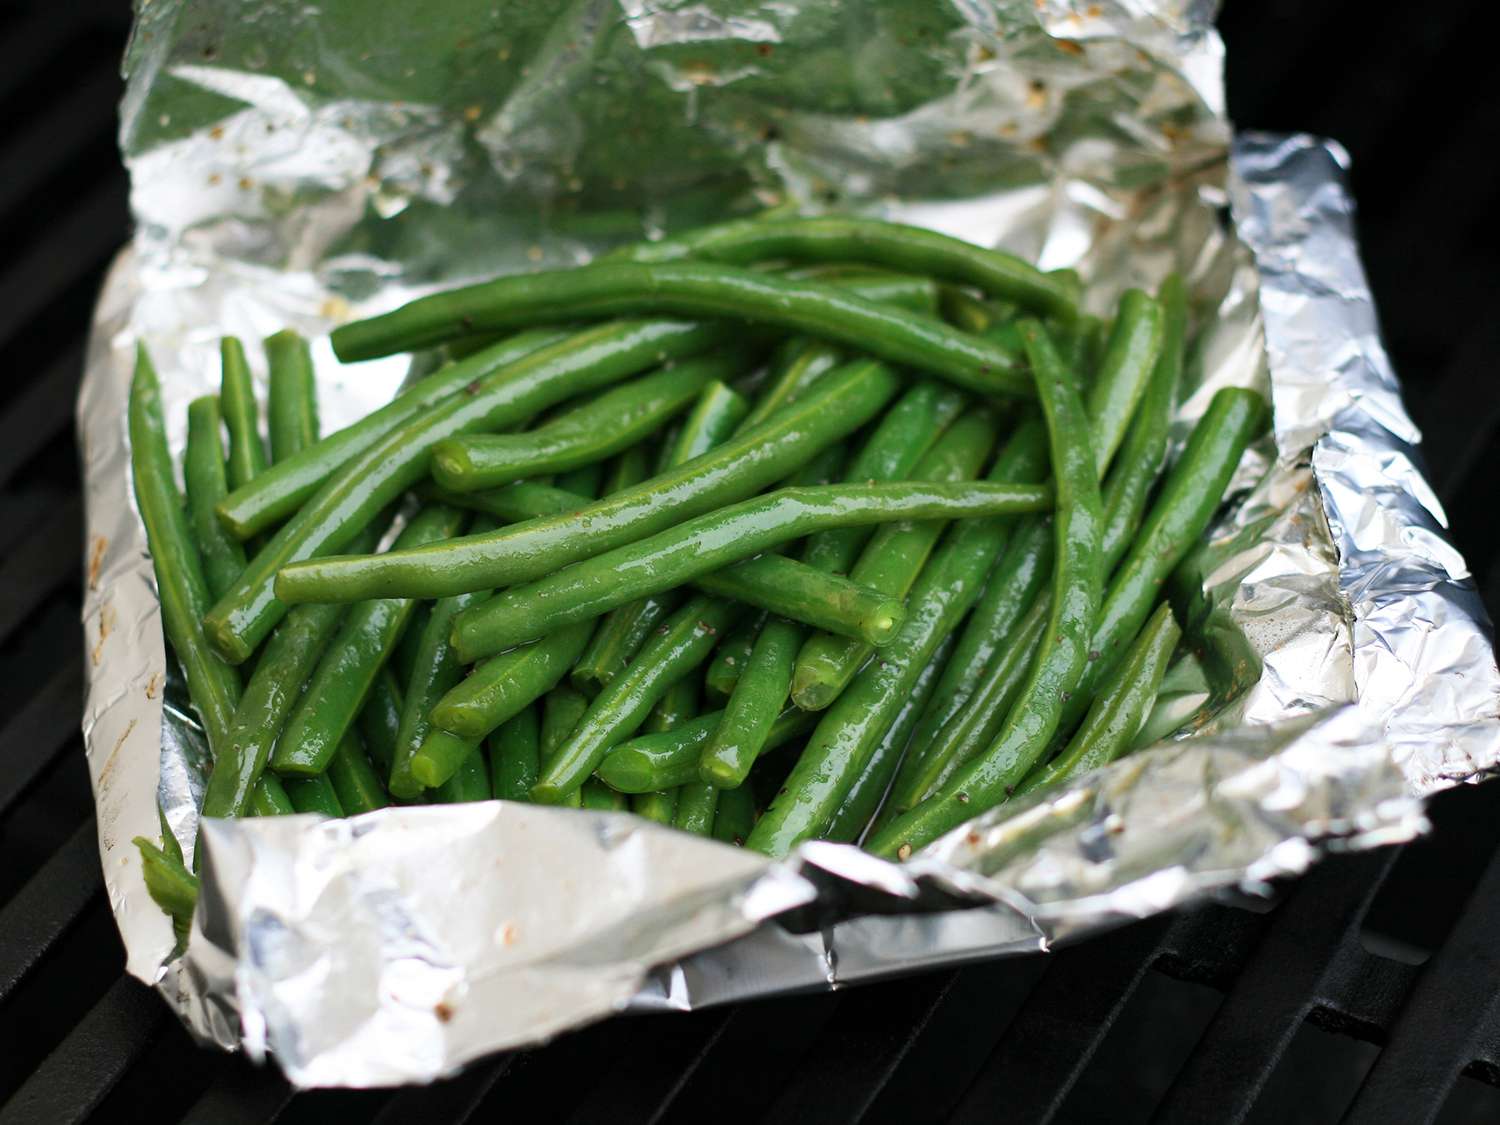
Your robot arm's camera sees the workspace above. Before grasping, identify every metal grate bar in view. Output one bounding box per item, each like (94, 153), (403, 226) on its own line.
(0, 658), (84, 820)
(0, 977), (165, 1125)
(179, 1062), (294, 1125)
(0, 349), (80, 490)
(1341, 847), (1500, 1124)
(0, 496), (81, 647)
(0, 68), (118, 221)
(1312, 948), (1420, 1043)
(0, 819), (102, 1004)
(370, 1057), (514, 1125)
(562, 1010), (731, 1125)
(0, 10), (98, 108)
(948, 919), (1169, 1125)
(1151, 853), (1397, 1123)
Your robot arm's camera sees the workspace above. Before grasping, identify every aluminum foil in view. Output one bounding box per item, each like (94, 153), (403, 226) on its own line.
(79, 0), (1498, 1086)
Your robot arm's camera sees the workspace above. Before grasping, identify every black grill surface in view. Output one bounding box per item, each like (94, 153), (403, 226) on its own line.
(2, 1), (1498, 1122)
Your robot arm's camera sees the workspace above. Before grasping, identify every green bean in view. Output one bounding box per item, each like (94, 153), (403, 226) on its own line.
(264, 329), (320, 465)
(432, 747), (491, 804)
(790, 408), (999, 710)
(357, 667), (404, 775)
(539, 684), (590, 809)
(274, 358), (903, 606)
(669, 379), (751, 461)
(427, 622), (594, 741)
(217, 328), (566, 537)
(453, 480), (1046, 660)
(285, 774), (343, 816)
(183, 396), (247, 601)
(553, 462), (604, 498)
(598, 707), (816, 793)
(1083, 289), (1164, 478)
(388, 515), (501, 796)
(614, 216), (1075, 320)
(421, 479), (590, 523)
(739, 339), (842, 430)
(1014, 603), (1180, 797)
(713, 785), (756, 845)
(938, 287), (998, 333)
(632, 791), (679, 824)
(673, 783), (719, 836)
(199, 525), (381, 819)
(783, 266), (940, 316)
(866, 321), (1105, 860)
(1051, 386), (1269, 740)
(327, 731), (391, 814)
(129, 346), (240, 754)
(824, 634), (954, 844)
(207, 320), (727, 662)
(645, 677), (699, 735)
(801, 382), (969, 576)
(532, 597), (742, 803)
(432, 358), (733, 493)
(699, 618), (800, 788)
(270, 505), (466, 777)
(329, 262), (1034, 399)
(604, 442), (655, 496)
(248, 775), (294, 816)
(393, 600), (431, 690)
(693, 555), (907, 646)
(582, 780), (629, 811)
(1097, 274), (1187, 573)
(133, 837), (199, 929)
(219, 337), (267, 493)
(703, 619), (761, 701)
(489, 704), (541, 801)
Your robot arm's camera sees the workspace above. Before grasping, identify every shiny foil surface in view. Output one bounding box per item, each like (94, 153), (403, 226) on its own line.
(76, 0), (1498, 1085)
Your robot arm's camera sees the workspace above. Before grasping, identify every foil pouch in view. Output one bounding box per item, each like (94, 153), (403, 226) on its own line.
(75, 0), (1500, 1085)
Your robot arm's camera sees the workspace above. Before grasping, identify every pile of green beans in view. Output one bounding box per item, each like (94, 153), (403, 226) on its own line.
(129, 214), (1268, 928)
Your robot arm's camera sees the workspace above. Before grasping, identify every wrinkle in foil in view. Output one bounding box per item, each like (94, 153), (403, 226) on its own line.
(76, 0), (1500, 1085)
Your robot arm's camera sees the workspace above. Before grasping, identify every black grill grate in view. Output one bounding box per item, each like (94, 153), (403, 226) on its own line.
(2, 1), (1499, 1121)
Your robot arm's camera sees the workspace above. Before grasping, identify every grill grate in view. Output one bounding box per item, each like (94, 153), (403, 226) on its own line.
(2, 0), (1498, 1121)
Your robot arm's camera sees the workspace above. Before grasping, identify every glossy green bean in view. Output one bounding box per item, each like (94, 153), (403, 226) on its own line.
(553, 461), (604, 499)
(823, 633), (954, 844)
(129, 346), (241, 755)
(219, 337), (267, 493)
(329, 262), (1034, 399)
(427, 622), (594, 741)
(452, 481), (1048, 660)
(133, 837), (199, 928)
(699, 617), (800, 788)
(739, 410), (1068, 855)
(357, 667), (404, 775)
(207, 320), (727, 662)
(1052, 386), (1269, 739)
(713, 785), (756, 845)
(703, 619), (761, 701)
(1014, 603), (1180, 797)
(693, 555), (907, 646)
(248, 775), (295, 816)
(604, 442), (655, 496)
(270, 505), (466, 777)
(1084, 289), (1165, 478)
(432, 747), (491, 804)
(645, 677), (699, 735)
(421, 479), (590, 523)
(801, 382), (968, 576)
(581, 780), (628, 811)
(532, 596), (742, 803)
(183, 396), (247, 601)
(790, 408), (999, 710)
(673, 782), (719, 836)
(867, 321), (1105, 860)
(632, 790), (680, 824)
(217, 328), (565, 537)
(388, 516), (500, 796)
(489, 703), (541, 801)
(327, 731), (390, 814)
(285, 774), (343, 816)
(431, 356), (735, 492)
(739, 339), (842, 430)
(539, 684), (590, 810)
(614, 216), (1075, 320)
(274, 358), (903, 606)
(264, 329), (320, 465)
(598, 707), (816, 793)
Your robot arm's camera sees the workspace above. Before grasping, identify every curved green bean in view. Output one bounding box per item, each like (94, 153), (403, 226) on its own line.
(216, 328), (566, 537)
(264, 329), (320, 465)
(673, 783), (719, 836)
(183, 396), (247, 601)
(285, 774), (343, 816)
(327, 731), (390, 814)
(713, 785), (756, 845)
(273, 358), (902, 606)
(1014, 602), (1180, 797)
(740, 339), (842, 430)
(432, 747), (491, 804)
(489, 703), (541, 802)
(699, 617), (800, 788)
(693, 555), (906, 647)
(703, 619), (761, 702)
(613, 216), (1075, 319)
(598, 706), (816, 793)
(426, 622), (595, 742)
(357, 667), (404, 775)
(532, 596), (742, 803)
(867, 321), (1105, 860)
(330, 262), (1034, 399)
(421, 479), (590, 523)
(1084, 289), (1164, 478)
